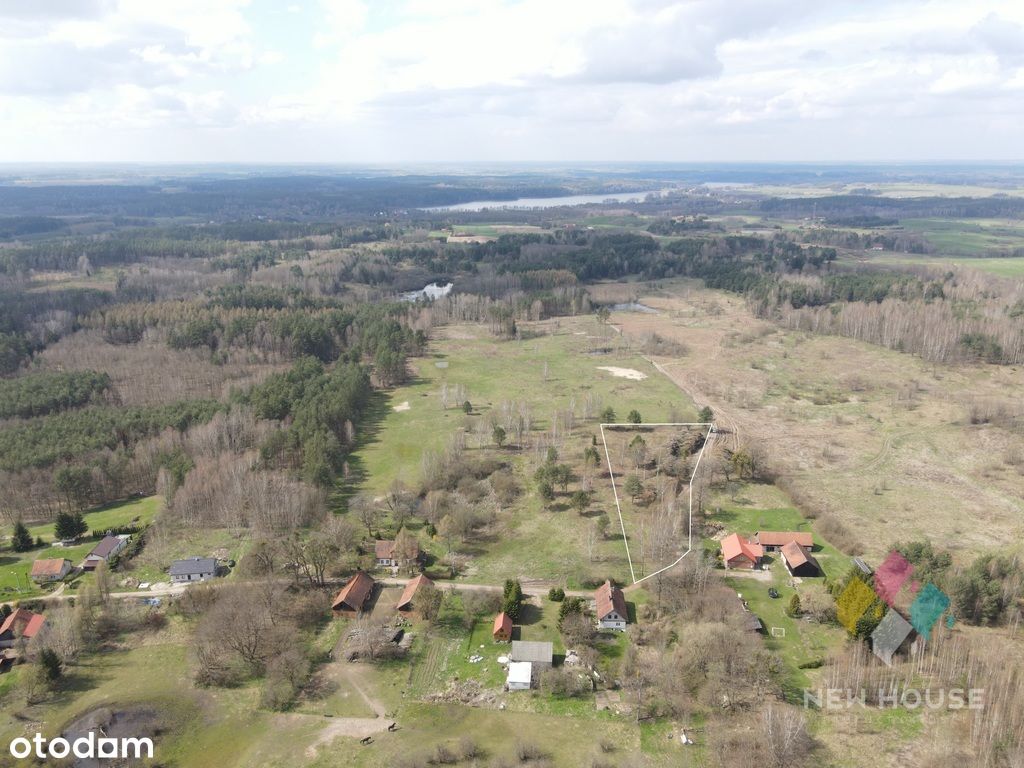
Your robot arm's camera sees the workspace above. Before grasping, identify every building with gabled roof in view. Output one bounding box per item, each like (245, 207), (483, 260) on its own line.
(493, 612), (513, 642)
(754, 531), (813, 551)
(0, 609), (46, 648)
(721, 533), (763, 570)
(781, 540), (821, 577)
(332, 571), (376, 614)
(30, 558), (72, 582)
(594, 580), (628, 631)
(82, 534), (129, 570)
(396, 574), (433, 611)
(169, 557), (218, 583)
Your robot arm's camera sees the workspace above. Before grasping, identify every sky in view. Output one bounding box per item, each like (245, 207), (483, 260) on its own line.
(1, 0), (1023, 163)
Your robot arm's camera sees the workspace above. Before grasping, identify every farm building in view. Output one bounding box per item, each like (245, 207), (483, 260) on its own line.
(169, 557), (218, 583)
(332, 571), (376, 614)
(30, 558), (72, 582)
(594, 580), (628, 630)
(510, 640), (553, 669)
(507, 661), (533, 691)
(493, 612), (513, 642)
(0, 609), (45, 648)
(82, 534), (129, 571)
(721, 533), (764, 570)
(754, 531), (813, 552)
(396, 574), (433, 611)
(781, 541), (821, 577)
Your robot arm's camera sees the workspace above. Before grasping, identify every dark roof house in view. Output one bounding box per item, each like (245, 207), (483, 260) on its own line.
(169, 557), (218, 582)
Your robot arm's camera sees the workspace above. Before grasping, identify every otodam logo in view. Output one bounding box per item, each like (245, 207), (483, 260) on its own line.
(8, 732), (154, 761)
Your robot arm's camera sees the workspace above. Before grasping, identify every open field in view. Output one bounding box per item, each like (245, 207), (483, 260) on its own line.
(0, 496), (162, 600)
(610, 282), (1024, 562)
(352, 317), (697, 588)
(849, 252), (1024, 277)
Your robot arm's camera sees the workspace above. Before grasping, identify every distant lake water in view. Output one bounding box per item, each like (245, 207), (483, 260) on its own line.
(424, 189), (667, 212)
(401, 282), (453, 302)
(610, 302), (658, 314)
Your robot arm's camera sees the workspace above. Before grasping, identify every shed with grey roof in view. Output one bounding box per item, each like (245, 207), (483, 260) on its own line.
(871, 609), (914, 665)
(510, 640), (553, 668)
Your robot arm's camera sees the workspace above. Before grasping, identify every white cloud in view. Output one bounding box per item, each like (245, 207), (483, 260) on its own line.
(2, 0), (1024, 160)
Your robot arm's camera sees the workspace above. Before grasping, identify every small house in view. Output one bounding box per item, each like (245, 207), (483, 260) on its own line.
(332, 571), (376, 614)
(169, 557), (218, 583)
(754, 531), (813, 552)
(396, 574), (433, 611)
(492, 612), (513, 642)
(510, 640), (553, 669)
(0, 609), (45, 649)
(721, 533), (764, 570)
(781, 541), (821, 577)
(30, 558), (72, 582)
(82, 534), (129, 571)
(594, 580), (628, 631)
(375, 539), (421, 569)
(506, 661), (533, 691)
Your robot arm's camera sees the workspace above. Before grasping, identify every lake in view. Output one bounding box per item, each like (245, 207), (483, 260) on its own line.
(424, 189), (667, 212)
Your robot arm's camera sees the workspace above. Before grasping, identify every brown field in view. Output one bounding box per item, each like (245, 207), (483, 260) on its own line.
(608, 281), (1024, 561)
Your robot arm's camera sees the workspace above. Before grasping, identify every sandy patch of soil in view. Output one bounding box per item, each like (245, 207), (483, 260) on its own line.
(596, 366), (648, 380)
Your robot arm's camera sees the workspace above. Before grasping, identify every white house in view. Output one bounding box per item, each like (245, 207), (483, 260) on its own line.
(507, 661), (533, 691)
(594, 580), (628, 631)
(30, 558), (72, 582)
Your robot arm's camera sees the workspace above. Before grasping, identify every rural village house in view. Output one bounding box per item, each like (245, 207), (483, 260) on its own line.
(0, 609), (46, 649)
(754, 531), (813, 552)
(721, 533), (764, 570)
(169, 557), (218, 583)
(492, 612), (513, 642)
(780, 540), (822, 577)
(82, 534), (129, 571)
(332, 571), (376, 614)
(30, 558), (72, 582)
(375, 539), (421, 569)
(396, 573), (433, 611)
(594, 580), (629, 631)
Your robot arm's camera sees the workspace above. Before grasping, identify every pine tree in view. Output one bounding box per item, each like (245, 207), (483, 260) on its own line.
(11, 520), (33, 552)
(54, 512), (87, 542)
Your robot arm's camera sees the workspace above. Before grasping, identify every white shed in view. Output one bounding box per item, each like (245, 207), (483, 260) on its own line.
(507, 661), (533, 691)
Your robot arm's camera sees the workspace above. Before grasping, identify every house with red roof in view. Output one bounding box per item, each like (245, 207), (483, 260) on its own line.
(781, 541), (821, 577)
(396, 574), (433, 612)
(721, 533), (764, 570)
(0, 609), (46, 648)
(594, 580), (629, 631)
(30, 558), (72, 582)
(331, 571), (376, 614)
(754, 531), (813, 552)
(492, 612), (513, 642)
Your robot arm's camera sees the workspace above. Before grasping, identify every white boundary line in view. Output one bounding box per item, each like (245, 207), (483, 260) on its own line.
(600, 421), (715, 585)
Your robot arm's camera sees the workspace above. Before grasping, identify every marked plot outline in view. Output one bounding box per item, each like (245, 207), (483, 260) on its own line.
(599, 422), (715, 585)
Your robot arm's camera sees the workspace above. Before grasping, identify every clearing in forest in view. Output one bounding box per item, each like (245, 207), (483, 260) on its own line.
(600, 421), (714, 584)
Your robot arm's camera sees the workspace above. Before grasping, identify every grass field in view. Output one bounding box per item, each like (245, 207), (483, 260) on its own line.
(349, 317), (696, 588)
(0, 496), (162, 600)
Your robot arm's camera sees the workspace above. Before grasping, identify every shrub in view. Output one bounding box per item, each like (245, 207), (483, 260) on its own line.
(547, 587), (565, 602)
